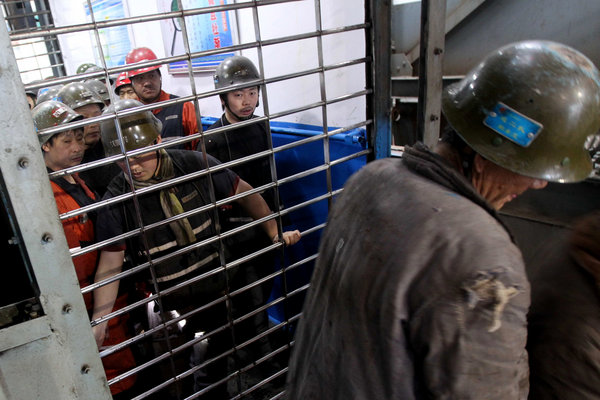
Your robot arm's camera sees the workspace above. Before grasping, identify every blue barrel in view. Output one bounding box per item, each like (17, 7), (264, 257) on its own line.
(201, 117), (368, 324)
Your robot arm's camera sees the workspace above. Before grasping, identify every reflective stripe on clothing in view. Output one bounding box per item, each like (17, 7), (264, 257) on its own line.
(155, 251), (219, 283)
(147, 218), (212, 255)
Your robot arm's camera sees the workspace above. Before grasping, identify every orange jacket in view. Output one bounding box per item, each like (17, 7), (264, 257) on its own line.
(51, 176), (136, 394)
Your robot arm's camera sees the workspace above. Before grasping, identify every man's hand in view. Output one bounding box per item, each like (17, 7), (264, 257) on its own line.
(92, 321), (109, 349)
(273, 230), (301, 246)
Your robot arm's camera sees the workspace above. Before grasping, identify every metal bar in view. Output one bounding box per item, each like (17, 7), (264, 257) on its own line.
(176, 0), (203, 142)
(19, 29), (367, 90)
(12, 11), (365, 43)
(366, 0), (392, 159)
(331, 148), (371, 165)
(3, 9), (50, 20)
(14, 49), (62, 60)
(314, 0), (334, 215)
(416, 0), (446, 148)
(86, 0), (114, 100)
(392, 75), (462, 98)
(9, 0), (304, 40)
(11, 17), (365, 62)
(98, 255), (316, 361)
(54, 104), (367, 231)
(259, 22), (369, 48)
(17, 62), (64, 75)
(406, 0), (487, 63)
(11, 36), (54, 46)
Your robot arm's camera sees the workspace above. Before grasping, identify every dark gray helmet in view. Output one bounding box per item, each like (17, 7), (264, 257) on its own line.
(214, 55), (260, 89)
(101, 99), (161, 156)
(56, 82), (104, 111)
(36, 84), (64, 105)
(84, 79), (110, 103)
(32, 100), (83, 145)
(442, 40), (600, 183)
(24, 81), (39, 99)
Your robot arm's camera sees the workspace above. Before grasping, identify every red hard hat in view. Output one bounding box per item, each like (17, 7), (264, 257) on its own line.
(114, 72), (132, 94)
(125, 47), (160, 78)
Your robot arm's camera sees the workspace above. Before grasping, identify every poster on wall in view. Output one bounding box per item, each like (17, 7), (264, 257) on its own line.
(157, 0), (237, 73)
(84, 0), (133, 67)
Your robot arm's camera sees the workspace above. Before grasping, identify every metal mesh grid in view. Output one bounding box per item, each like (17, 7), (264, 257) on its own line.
(7, 1), (373, 398)
(2, 0), (66, 82)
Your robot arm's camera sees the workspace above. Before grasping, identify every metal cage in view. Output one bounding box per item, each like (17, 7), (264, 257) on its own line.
(0, 0), (390, 398)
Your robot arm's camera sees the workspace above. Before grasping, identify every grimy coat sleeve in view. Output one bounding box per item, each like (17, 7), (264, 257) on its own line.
(407, 233), (530, 399)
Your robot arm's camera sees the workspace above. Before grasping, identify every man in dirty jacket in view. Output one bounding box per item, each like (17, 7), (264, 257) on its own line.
(285, 41), (600, 399)
(527, 211), (600, 399)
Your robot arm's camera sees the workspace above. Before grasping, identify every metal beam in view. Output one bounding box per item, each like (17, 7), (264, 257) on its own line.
(0, 18), (112, 400)
(366, 0), (392, 159)
(392, 75), (461, 99)
(416, 0), (446, 148)
(407, 0), (486, 63)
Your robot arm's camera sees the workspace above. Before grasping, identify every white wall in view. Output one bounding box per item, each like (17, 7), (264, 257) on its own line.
(49, 0), (365, 127)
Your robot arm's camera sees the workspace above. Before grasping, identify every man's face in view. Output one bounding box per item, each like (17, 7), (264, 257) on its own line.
(117, 151), (159, 182)
(224, 87), (259, 122)
(117, 85), (139, 101)
(472, 155), (548, 210)
(75, 103), (103, 149)
(42, 129), (85, 171)
(131, 70), (161, 103)
(26, 95), (36, 110)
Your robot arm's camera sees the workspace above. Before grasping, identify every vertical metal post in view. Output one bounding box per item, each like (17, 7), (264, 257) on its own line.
(0, 19), (111, 400)
(313, 0), (333, 208)
(366, 0), (392, 160)
(416, 0), (446, 149)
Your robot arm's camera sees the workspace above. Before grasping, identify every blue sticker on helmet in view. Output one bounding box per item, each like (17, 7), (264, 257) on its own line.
(483, 102), (543, 147)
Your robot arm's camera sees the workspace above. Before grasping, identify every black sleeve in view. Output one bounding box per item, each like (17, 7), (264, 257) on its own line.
(95, 190), (126, 248)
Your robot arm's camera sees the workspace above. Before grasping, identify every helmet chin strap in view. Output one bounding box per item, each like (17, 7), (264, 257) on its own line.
(151, 149), (162, 179)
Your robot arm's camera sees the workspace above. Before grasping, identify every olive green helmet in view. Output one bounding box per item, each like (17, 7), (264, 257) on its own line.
(76, 63), (102, 74)
(32, 100), (83, 145)
(77, 63), (115, 85)
(84, 79), (110, 103)
(442, 40), (600, 183)
(36, 84), (64, 105)
(56, 81), (105, 111)
(214, 55), (260, 89)
(101, 99), (161, 156)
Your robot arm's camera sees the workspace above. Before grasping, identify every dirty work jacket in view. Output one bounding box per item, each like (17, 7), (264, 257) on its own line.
(286, 143), (530, 399)
(527, 234), (600, 400)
